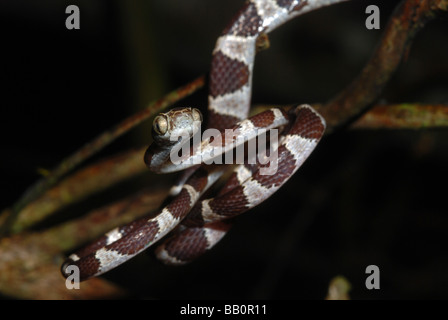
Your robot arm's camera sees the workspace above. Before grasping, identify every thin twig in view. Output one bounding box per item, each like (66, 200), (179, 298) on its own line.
(320, 0), (448, 132)
(0, 147), (147, 233)
(39, 188), (166, 252)
(253, 103), (448, 130)
(351, 103), (448, 129)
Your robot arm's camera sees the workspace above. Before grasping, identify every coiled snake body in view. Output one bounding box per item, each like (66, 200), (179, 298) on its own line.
(62, 0), (347, 281)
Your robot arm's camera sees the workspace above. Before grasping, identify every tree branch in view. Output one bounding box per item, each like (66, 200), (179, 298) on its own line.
(319, 0), (448, 132)
(351, 103), (448, 129)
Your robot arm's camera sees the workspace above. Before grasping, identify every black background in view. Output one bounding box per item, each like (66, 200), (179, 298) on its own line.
(1, 0), (448, 299)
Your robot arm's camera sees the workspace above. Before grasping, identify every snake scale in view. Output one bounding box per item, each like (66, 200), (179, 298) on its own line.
(62, 0), (348, 281)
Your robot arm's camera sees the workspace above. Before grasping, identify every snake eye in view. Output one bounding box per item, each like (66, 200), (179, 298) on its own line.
(153, 115), (168, 135)
(191, 108), (203, 123)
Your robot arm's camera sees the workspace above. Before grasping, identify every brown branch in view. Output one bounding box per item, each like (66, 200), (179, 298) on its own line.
(0, 231), (127, 299)
(0, 177), (166, 299)
(40, 188), (166, 253)
(253, 103), (448, 130)
(319, 0), (448, 132)
(0, 147), (148, 233)
(351, 103), (448, 129)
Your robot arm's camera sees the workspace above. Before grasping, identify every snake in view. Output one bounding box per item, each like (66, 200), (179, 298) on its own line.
(61, 0), (347, 281)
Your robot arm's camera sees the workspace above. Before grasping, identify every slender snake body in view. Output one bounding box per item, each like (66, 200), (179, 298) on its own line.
(62, 0), (348, 281)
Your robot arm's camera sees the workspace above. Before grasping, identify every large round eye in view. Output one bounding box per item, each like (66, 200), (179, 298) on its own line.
(153, 115), (168, 135)
(191, 108), (203, 123)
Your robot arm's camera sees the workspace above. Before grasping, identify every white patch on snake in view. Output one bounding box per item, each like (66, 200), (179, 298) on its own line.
(253, 0), (289, 33)
(271, 108), (285, 122)
(169, 184), (183, 197)
(155, 245), (185, 266)
(237, 117), (256, 133)
(204, 227), (227, 249)
(243, 177), (280, 208)
(209, 85), (251, 120)
(213, 35), (257, 65)
(183, 184), (200, 207)
(236, 164), (252, 184)
(200, 199), (221, 222)
(252, 0), (350, 35)
(282, 134), (318, 165)
(95, 248), (133, 273)
(105, 227), (123, 245)
(154, 208), (178, 237)
(68, 253), (80, 261)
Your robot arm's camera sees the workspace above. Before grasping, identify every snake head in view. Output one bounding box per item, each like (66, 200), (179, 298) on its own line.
(152, 107), (203, 147)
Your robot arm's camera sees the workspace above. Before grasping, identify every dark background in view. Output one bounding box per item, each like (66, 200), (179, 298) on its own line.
(1, 0), (448, 299)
